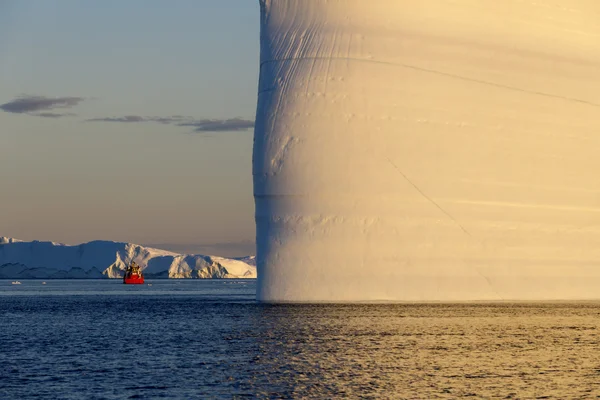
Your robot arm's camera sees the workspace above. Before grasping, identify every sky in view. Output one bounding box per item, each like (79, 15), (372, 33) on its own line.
(0, 0), (261, 256)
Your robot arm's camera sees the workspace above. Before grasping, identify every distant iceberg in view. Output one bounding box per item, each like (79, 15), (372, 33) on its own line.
(0, 237), (256, 279)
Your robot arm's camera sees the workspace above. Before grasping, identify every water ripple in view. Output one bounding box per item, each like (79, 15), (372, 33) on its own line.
(2, 281), (600, 398)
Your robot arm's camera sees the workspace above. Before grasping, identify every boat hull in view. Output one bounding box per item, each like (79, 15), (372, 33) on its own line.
(123, 275), (144, 284)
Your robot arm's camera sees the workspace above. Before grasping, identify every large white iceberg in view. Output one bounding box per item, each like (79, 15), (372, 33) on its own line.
(0, 237), (256, 279)
(254, 0), (600, 301)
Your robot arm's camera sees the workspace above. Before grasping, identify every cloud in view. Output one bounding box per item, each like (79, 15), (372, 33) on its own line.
(0, 95), (253, 132)
(0, 95), (84, 115)
(86, 115), (254, 133)
(86, 115), (147, 123)
(34, 112), (77, 118)
(177, 118), (255, 132)
(86, 115), (190, 124)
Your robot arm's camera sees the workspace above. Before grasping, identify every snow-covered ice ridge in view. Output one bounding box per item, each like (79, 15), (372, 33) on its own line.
(254, 0), (600, 301)
(0, 237), (256, 279)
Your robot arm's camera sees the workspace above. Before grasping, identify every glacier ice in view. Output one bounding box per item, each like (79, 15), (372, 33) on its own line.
(0, 237), (256, 279)
(254, 0), (600, 302)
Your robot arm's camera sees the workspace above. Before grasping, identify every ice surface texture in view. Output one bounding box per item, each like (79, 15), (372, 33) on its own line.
(254, 0), (600, 301)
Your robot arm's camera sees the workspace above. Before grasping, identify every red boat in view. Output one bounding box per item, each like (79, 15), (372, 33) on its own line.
(123, 261), (145, 284)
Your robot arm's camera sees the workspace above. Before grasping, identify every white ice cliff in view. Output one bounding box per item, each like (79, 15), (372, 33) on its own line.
(0, 237), (256, 279)
(253, 0), (600, 301)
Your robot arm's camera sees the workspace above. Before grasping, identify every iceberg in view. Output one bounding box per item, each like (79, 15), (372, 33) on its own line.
(0, 237), (256, 279)
(254, 0), (600, 301)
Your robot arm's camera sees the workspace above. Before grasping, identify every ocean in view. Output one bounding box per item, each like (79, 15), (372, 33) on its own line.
(1, 280), (600, 399)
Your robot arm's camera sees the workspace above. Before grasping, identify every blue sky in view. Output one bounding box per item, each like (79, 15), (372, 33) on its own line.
(0, 1), (260, 256)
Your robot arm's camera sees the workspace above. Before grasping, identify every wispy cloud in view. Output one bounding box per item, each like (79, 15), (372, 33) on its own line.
(35, 112), (77, 118)
(0, 95), (84, 117)
(86, 115), (254, 133)
(86, 115), (147, 123)
(1, 95), (254, 132)
(178, 118), (255, 132)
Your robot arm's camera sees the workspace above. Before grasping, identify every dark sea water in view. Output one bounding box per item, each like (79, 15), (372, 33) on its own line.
(2, 280), (600, 399)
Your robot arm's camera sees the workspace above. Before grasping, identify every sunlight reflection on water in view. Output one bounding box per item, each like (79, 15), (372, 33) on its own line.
(2, 280), (600, 398)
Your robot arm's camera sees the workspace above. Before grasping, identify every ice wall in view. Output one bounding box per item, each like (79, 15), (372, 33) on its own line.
(254, 0), (600, 302)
